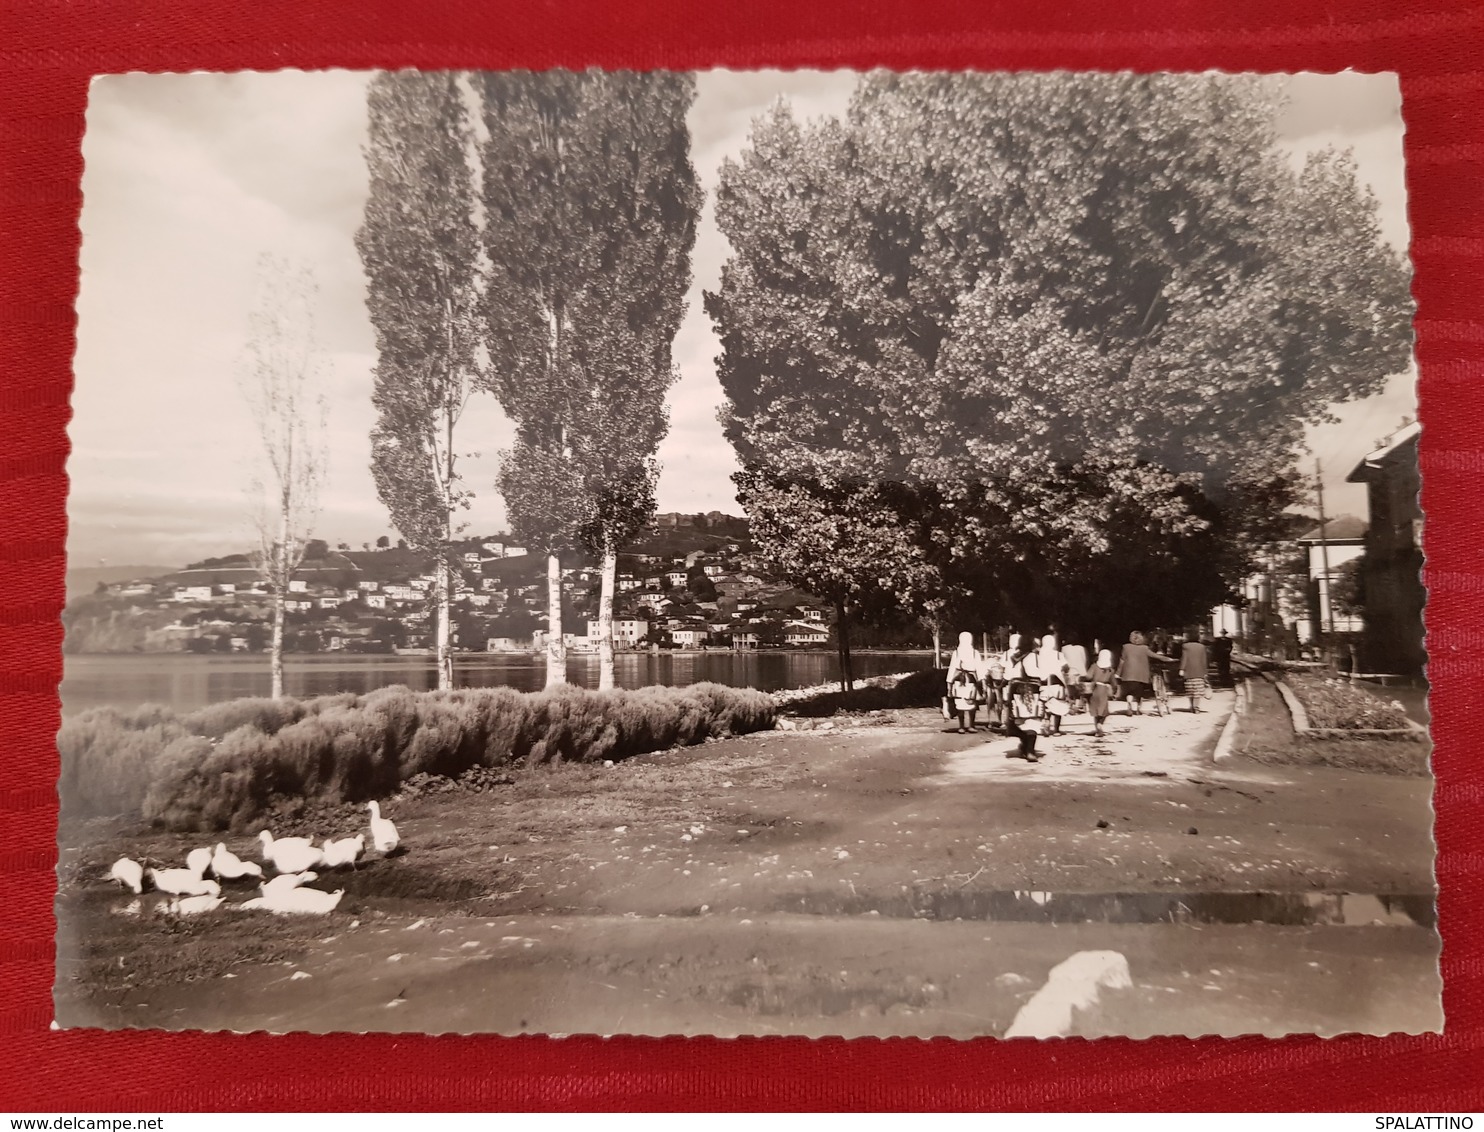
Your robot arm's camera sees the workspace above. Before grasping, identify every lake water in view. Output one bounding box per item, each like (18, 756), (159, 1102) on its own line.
(60, 650), (936, 717)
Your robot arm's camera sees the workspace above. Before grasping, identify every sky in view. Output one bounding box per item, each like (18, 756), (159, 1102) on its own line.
(69, 69), (1416, 568)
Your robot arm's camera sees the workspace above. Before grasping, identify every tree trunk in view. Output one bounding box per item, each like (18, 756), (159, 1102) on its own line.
(544, 552), (566, 688)
(597, 546), (617, 691)
(436, 380), (456, 694)
(434, 550), (453, 692)
(271, 507), (289, 699)
(270, 590), (286, 699)
(932, 619), (942, 668)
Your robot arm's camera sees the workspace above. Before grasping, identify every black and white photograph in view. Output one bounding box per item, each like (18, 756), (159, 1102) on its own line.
(55, 67), (1434, 1039)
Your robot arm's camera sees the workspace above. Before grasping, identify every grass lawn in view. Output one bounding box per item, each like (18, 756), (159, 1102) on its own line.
(1233, 676), (1431, 777)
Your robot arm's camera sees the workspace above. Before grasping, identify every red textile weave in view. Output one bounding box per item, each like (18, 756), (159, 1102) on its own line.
(2, 0), (1481, 1111)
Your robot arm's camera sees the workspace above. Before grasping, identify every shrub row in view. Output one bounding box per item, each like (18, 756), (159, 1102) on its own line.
(780, 669), (944, 717)
(59, 682), (776, 832)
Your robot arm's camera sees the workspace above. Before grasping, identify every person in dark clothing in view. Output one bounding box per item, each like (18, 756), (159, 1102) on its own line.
(1211, 630), (1234, 686)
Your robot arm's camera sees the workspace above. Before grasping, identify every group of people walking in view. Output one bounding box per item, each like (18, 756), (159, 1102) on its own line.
(943, 627), (1234, 763)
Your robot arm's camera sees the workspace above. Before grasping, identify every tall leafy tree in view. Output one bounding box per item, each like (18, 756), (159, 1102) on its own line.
(238, 254), (328, 699)
(357, 71), (484, 691)
(709, 75), (1412, 640)
(479, 70), (699, 689)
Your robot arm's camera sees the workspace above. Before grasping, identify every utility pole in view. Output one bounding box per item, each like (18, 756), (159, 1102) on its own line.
(1265, 551), (1277, 657)
(1315, 460), (1334, 640)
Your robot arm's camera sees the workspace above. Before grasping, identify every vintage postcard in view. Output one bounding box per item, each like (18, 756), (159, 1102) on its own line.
(56, 68), (1434, 1038)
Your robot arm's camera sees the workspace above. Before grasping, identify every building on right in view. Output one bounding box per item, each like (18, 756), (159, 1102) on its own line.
(1347, 420), (1425, 678)
(1294, 514), (1368, 642)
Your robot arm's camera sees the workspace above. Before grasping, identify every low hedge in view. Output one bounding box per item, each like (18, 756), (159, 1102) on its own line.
(781, 669), (944, 717)
(59, 681), (775, 832)
(1284, 672), (1411, 731)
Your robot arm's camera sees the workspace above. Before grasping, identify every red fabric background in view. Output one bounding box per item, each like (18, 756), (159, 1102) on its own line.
(2, 0), (1481, 1111)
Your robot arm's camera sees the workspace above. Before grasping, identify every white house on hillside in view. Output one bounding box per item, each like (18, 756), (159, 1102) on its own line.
(586, 618), (649, 646)
(784, 620), (830, 646)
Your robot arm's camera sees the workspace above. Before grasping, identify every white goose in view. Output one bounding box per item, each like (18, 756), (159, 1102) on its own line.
(148, 867), (221, 897)
(367, 801), (400, 854)
(166, 893), (224, 916)
(108, 857), (144, 895)
(258, 830), (324, 874)
(241, 885), (344, 915)
(320, 833), (364, 870)
(260, 871), (318, 897)
(185, 847), (213, 876)
(211, 842), (263, 880)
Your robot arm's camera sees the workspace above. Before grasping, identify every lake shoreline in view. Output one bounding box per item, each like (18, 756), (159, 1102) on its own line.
(60, 649), (938, 717)
(64, 646), (937, 659)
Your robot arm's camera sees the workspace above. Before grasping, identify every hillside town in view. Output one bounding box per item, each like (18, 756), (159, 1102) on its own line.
(63, 512), (855, 656)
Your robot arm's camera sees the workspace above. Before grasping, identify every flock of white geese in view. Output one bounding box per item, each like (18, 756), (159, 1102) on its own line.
(105, 801), (401, 917)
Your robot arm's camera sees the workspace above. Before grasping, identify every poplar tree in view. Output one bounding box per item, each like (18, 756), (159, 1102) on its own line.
(239, 254), (327, 699)
(357, 71), (483, 691)
(479, 70), (699, 688)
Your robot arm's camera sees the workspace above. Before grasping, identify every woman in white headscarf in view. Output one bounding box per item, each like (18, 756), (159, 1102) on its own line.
(1086, 648), (1117, 737)
(1034, 633), (1070, 734)
(945, 631), (985, 733)
(1034, 634), (1062, 680)
(1003, 632), (1047, 761)
(1000, 633), (1023, 673)
(1001, 632), (1037, 725)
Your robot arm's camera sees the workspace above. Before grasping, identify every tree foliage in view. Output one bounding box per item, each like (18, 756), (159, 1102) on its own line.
(481, 70), (699, 548)
(736, 471), (942, 688)
(709, 74), (1413, 640)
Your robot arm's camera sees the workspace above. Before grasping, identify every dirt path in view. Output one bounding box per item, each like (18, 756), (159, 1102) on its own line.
(56, 696), (1441, 1038)
(119, 913), (1440, 1039)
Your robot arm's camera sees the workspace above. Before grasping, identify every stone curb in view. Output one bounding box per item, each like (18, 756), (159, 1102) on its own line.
(1212, 680), (1245, 762)
(1272, 676), (1311, 732)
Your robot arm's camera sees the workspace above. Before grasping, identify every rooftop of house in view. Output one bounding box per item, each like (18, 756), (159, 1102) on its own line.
(1296, 514), (1368, 543)
(1348, 419), (1421, 483)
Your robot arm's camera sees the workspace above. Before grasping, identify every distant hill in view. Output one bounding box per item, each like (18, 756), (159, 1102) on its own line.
(630, 514), (751, 559)
(63, 516), (755, 603)
(65, 564), (174, 600)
